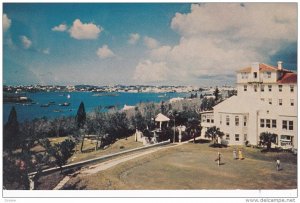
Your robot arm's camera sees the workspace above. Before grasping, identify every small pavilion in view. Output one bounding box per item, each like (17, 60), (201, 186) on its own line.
(155, 113), (170, 130)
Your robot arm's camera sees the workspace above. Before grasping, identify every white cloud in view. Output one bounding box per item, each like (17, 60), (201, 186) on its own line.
(52, 23), (67, 32)
(171, 3), (297, 41)
(69, 19), (103, 40)
(3, 14), (11, 32)
(96, 45), (115, 59)
(133, 3), (297, 85)
(20, 35), (32, 49)
(144, 36), (159, 49)
(128, 33), (140, 44)
(133, 60), (169, 83)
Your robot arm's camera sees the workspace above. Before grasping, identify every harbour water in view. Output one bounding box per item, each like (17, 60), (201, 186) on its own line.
(3, 92), (189, 123)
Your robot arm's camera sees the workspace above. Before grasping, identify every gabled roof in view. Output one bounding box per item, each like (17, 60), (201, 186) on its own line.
(278, 72), (297, 84)
(237, 63), (293, 73)
(236, 67), (251, 73)
(259, 63), (278, 72)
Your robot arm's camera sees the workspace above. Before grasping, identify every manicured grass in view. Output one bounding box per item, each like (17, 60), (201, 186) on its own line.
(48, 135), (143, 164)
(68, 135), (143, 164)
(64, 141), (297, 190)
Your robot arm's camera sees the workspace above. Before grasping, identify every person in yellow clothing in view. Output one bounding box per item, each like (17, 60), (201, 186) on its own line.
(238, 148), (244, 160)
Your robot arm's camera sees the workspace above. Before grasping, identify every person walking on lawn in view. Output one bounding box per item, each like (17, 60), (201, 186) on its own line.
(276, 159), (281, 171)
(238, 148), (244, 160)
(215, 152), (221, 166)
(233, 148), (237, 160)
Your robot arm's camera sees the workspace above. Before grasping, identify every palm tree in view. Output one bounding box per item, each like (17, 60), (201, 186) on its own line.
(259, 132), (277, 151)
(205, 126), (224, 144)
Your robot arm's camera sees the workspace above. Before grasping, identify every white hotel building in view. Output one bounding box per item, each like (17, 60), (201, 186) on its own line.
(200, 62), (297, 149)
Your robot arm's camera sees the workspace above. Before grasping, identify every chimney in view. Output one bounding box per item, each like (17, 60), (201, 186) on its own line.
(277, 61), (283, 70)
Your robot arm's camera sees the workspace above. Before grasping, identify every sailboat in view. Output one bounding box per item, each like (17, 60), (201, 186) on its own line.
(67, 94), (71, 99)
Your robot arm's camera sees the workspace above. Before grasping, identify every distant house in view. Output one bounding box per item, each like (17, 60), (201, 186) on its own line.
(122, 104), (135, 111)
(169, 97), (184, 103)
(201, 61), (297, 149)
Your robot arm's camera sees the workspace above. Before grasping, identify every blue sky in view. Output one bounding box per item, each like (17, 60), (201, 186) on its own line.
(3, 3), (297, 86)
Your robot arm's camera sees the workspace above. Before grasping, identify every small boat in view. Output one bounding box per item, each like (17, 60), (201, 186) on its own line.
(67, 94), (71, 99)
(59, 102), (70, 106)
(105, 105), (116, 109)
(40, 104), (50, 107)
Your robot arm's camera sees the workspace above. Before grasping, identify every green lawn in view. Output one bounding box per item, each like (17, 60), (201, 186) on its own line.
(48, 135), (143, 164)
(63, 141), (297, 190)
(67, 135), (143, 164)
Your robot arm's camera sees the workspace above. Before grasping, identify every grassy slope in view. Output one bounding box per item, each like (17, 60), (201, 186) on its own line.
(64, 142), (297, 190)
(35, 135), (143, 190)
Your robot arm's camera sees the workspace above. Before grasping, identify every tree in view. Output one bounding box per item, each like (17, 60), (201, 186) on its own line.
(200, 97), (215, 111)
(76, 102), (87, 152)
(214, 87), (220, 101)
(259, 132), (277, 151)
(4, 106), (20, 151)
(45, 139), (76, 173)
(205, 126), (224, 145)
(160, 101), (166, 114)
(76, 102), (86, 128)
(132, 108), (147, 131)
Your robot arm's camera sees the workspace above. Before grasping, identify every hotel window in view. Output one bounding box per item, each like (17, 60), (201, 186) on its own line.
(226, 116), (230, 126)
(241, 73), (248, 79)
(278, 85), (282, 92)
(260, 119), (265, 128)
(260, 85), (265, 92)
(264, 72), (271, 78)
(243, 116), (247, 126)
(226, 134), (230, 140)
(290, 99), (294, 106)
(282, 120), (288, 130)
(244, 134), (247, 141)
(235, 116), (239, 126)
(253, 72), (257, 78)
(206, 119), (210, 123)
(211, 119), (214, 123)
(289, 121), (293, 130)
(244, 85), (247, 91)
(290, 85), (294, 92)
(268, 85), (272, 92)
(254, 85), (257, 92)
(272, 119), (277, 128)
(268, 98), (272, 105)
(235, 134), (240, 141)
(279, 99), (282, 106)
(266, 119), (271, 128)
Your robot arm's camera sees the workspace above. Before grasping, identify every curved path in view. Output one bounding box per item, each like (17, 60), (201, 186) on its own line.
(53, 140), (193, 190)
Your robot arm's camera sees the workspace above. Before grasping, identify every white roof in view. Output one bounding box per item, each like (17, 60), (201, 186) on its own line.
(213, 95), (296, 116)
(155, 113), (170, 122)
(213, 95), (269, 114)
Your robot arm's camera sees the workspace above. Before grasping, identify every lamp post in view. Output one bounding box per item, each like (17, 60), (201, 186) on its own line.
(173, 116), (176, 143)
